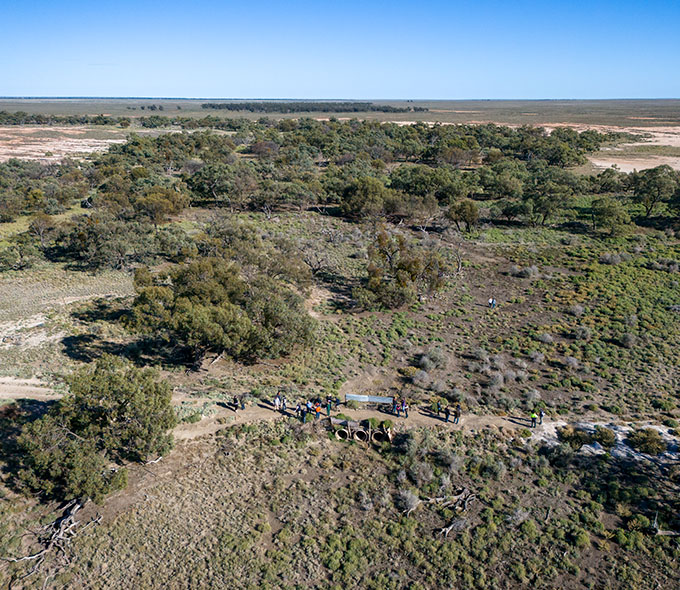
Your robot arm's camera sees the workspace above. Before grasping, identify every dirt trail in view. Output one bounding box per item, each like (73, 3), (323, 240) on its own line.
(176, 402), (526, 440)
(0, 377), (529, 438)
(6, 378), (676, 460)
(0, 377), (59, 401)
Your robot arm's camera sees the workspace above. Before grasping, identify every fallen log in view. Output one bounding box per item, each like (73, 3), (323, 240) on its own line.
(2, 499), (101, 584)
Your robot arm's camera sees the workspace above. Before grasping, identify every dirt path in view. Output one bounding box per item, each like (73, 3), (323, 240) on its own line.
(173, 401), (528, 440)
(0, 377), (59, 401)
(0, 377), (530, 438)
(6, 378), (676, 461)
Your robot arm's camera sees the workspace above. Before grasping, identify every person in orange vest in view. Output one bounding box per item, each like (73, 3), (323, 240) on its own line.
(314, 403), (322, 420)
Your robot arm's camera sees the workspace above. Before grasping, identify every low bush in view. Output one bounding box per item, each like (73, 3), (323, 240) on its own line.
(593, 426), (616, 448)
(627, 429), (667, 455)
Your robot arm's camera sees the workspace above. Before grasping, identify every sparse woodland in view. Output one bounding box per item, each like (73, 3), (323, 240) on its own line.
(0, 115), (679, 589)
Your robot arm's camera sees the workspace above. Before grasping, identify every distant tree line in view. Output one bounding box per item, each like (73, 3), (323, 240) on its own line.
(200, 102), (427, 113)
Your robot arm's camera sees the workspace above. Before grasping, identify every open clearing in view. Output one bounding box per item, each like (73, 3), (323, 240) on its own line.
(0, 126), (128, 162)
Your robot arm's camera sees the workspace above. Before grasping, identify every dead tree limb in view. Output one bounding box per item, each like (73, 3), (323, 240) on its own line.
(437, 489), (477, 537)
(2, 500), (102, 584)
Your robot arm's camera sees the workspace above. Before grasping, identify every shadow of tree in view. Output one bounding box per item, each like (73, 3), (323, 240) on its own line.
(60, 334), (192, 369)
(61, 334), (133, 363)
(70, 298), (131, 324)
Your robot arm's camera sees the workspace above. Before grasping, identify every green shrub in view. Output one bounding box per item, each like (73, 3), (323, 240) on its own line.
(627, 429), (667, 455)
(520, 519), (538, 540)
(572, 529), (590, 548)
(17, 416), (128, 503)
(16, 355), (175, 502)
(183, 412), (202, 424)
(593, 426), (616, 448)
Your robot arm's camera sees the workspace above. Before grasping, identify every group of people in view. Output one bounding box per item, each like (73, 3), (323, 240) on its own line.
(530, 409), (545, 428)
(271, 391), (546, 430)
(392, 398), (410, 418)
(273, 393), (340, 423)
(435, 400), (462, 424)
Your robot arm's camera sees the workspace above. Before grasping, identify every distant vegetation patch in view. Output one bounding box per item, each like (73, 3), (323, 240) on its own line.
(200, 101), (427, 113)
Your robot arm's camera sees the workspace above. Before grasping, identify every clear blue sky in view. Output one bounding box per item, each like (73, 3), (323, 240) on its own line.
(1, 0), (678, 99)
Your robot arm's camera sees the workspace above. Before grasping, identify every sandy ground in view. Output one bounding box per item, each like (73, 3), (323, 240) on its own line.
(576, 125), (680, 172)
(588, 154), (680, 173)
(0, 126), (127, 162)
(0, 376), (58, 400)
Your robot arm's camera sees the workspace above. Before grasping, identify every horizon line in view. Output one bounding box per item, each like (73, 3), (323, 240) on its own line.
(0, 96), (679, 102)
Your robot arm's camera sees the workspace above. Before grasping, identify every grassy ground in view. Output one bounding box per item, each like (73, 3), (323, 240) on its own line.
(0, 200), (679, 588)
(0, 263), (133, 378)
(1, 208), (677, 421)
(15, 420), (670, 590)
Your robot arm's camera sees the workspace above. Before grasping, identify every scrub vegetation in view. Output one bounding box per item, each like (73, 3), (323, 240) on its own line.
(0, 113), (679, 589)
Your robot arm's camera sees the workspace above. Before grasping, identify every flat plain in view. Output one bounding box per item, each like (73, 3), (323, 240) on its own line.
(0, 100), (679, 590)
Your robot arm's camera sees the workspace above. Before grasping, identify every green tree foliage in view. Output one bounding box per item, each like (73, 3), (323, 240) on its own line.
(591, 196), (631, 235)
(189, 161), (258, 210)
(631, 165), (679, 218)
(60, 355), (177, 461)
(340, 176), (393, 218)
(523, 167), (579, 225)
(589, 167), (628, 194)
(197, 216), (311, 286)
(17, 355), (175, 502)
(135, 186), (190, 226)
(0, 234), (41, 271)
(131, 257), (315, 363)
(58, 209), (195, 270)
(354, 228), (448, 309)
(0, 119), (643, 276)
(447, 199), (479, 231)
(18, 417), (127, 503)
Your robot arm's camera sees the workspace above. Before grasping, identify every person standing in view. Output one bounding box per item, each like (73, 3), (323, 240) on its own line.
(539, 409), (545, 425)
(392, 398), (398, 416)
(295, 402), (301, 419)
(282, 396), (287, 414)
(444, 406), (451, 423)
(436, 400), (442, 417)
(402, 399), (409, 419)
(454, 404), (461, 424)
(314, 403), (322, 420)
(326, 398), (332, 417)
(530, 411), (538, 428)
(274, 393), (281, 412)
(240, 397), (246, 411)
(301, 405), (307, 423)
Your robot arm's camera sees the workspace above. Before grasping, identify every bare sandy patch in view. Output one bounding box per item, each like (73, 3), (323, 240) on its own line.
(0, 126), (126, 162)
(589, 155), (680, 173)
(0, 376), (57, 400)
